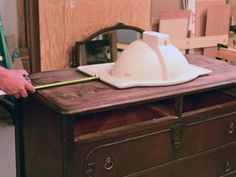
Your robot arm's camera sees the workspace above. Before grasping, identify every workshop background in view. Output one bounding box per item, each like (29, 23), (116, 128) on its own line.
(1, 0), (236, 177)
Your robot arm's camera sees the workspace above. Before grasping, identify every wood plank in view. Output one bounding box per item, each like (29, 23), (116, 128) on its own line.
(205, 4), (230, 36)
(204, 4), (231, 58)
(28, 0), (40, 73)
(78, 45), (86, 66)
(159, 18), (189, 39)
(171, 35), (228, 50)
(39, 0), (151, 71)
(39, 0), (66, 71)
(159, 9), (191, 31)
(159, 9), (191, 53)
(195, 0), (226, 37)
(159, 9), (191, 21)
(159, 10), (191, 47)
(151, 0), (183, 30)
(117, 35), (228, 50)
(151, 0), (183, 17)
(195, 0), (226, 54)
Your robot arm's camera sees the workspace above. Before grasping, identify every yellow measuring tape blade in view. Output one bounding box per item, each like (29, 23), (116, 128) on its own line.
(35, 76), (98, 90)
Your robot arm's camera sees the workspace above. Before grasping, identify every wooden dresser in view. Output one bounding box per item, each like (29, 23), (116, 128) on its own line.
(16, 55), (236, 177)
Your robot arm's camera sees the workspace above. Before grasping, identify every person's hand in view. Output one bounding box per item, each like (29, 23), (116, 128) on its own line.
(0, 67), (35, 98)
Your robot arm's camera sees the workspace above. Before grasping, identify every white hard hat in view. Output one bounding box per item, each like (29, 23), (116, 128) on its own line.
(78, 32), (211, 88)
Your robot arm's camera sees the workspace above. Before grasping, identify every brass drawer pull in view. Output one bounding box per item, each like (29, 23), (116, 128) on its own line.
(224, 161), (231, 173)
(104, 157), (114, 170)
(228, 122), (234, 135)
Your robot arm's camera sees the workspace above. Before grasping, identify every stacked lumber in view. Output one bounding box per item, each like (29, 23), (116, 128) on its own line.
(152, 0), (230, 58)
(159, 10), (191, 53)
(159, 10), (191, 39)
(204, 4), (231, 58)
(151, 0), (183, 31)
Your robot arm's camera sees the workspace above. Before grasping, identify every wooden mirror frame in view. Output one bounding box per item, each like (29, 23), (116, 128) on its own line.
(73, 23), (144, 67)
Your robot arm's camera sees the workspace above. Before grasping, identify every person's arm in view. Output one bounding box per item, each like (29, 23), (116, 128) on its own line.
(0, 66), (35, 98)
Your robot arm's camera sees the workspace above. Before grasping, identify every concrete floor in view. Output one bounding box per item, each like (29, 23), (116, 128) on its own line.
(0, 118), (16, 177)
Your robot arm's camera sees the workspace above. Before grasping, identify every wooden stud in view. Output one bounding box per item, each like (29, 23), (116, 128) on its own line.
(171, 35), (228, 50)
(109, 31), (118, 62)
(117, 35), (228, 51)
(79, 45), (87, 66)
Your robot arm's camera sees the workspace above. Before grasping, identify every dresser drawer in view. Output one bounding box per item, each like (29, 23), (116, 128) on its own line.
(73, 103), (177, 177)
(179, 113), (236, 157)
(73, 98), (236, 177)
(75, 126), (173, 177)
(159, 90), (236, 117)
(72, 90), (236, 177)
(125, 143), (236, 177)
(159, 90), (236, 158)
(74, 104), (172, 138)
(73, 114), (236, 177)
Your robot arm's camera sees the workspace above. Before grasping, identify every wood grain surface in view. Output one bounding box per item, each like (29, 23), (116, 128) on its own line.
(159, 10), (191, 21)
(30, 55), (236, 116)
(39, 0), (151, 71)
(195, 0), (226, 37)
(151, 0), (183, 31)
(151, 0), (183, 17)
(159, 10), (190, 39)
(204, 4), (230, 58)
(159, 18), (189, 39)
(194, 0), (226, 54)
(39, 0), (66, 71)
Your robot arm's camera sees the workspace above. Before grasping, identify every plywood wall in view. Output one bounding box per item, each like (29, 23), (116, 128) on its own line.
(39, 0), (151, 71)
(151, 0), (183, 17)
(204, 4), (230, 57)
(195, 0), (226, 37)
(151, 0), (183, 30)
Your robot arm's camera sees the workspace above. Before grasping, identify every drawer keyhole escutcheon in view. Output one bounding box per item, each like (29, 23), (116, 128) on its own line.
(224, 161), (231, 173)
(104, 157), (114, 170)
(228, 122), (234, 134)
(84, 162), (95, 177)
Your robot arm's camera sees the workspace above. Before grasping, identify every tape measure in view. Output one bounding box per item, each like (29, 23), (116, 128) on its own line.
(0, 76), (99, 96)
(35, 76), (98, 90)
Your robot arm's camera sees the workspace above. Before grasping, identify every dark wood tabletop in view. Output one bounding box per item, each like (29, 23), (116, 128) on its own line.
(29, 55), (236, 115)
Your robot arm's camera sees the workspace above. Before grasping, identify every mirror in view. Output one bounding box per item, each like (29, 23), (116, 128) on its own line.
(73, 23), (144, 66)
